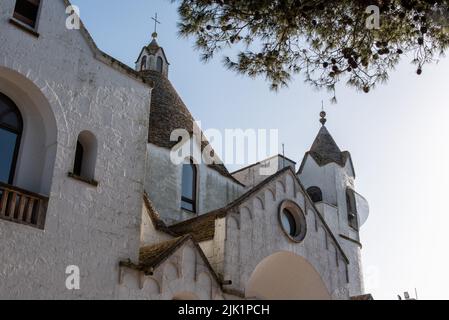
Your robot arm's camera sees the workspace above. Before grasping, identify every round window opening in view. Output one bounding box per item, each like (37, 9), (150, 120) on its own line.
(278, 201), (307, 242)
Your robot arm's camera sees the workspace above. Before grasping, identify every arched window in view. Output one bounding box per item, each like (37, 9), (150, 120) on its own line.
(307, 186), (323, 203)
(181, 160), (197, 213)
(156, 56), (164, 73)
(140, 55), (147, 71)
(71, 131), (98, 185)
(0, 93), (23, 185)
(73, 141), (84, 176)
(346, 188), (359, 230)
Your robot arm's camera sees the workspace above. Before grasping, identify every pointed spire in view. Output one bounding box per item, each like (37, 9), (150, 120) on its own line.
(308, 109), (346, 166)
(298, 107), (354, 174)
(310, 126), (342, 157)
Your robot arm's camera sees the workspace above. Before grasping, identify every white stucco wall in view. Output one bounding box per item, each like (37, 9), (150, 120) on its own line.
(232, 155), (296, 188)
(119, 239), (225, 300)
(0, 0), (368, 300)
(0, 70), (57, 195)
(145, 144), (244, 225)
(0, 0), (151, 299)
(215, 170), (350, 300)
(315, 202), (340, 237)
(140, 206), (172, 245)
(298, 155), (365, 296)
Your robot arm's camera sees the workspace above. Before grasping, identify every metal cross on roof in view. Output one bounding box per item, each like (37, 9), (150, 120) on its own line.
(151, 13), (161, 37)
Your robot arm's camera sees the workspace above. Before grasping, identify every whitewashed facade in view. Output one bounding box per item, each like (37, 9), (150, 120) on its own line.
(0, 0), (370, 300)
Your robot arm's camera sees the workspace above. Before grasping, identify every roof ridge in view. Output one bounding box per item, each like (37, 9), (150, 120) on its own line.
(168, 167), (292, 231)
(143, 192), (178, 236)
(230, 154), (297, 175)
(140, 235), (189, 256)
(143, 70), (244, 186)
(62, 0), (153, 87)
(206, 166), (292, 216)
(121, 234), (223, 286)
(168, 167), (350, 264)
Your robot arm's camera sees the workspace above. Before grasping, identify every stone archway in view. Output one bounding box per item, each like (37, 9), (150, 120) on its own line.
(245, 251), (331, 300)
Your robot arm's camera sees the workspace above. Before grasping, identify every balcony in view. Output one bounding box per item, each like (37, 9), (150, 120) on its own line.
(0, 182), (48, 229)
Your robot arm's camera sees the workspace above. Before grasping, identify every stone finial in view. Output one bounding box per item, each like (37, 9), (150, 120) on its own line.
(320, 111), (327, 126)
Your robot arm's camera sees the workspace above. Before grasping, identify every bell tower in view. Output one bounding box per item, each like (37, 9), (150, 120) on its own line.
(135, 14), (170, 76)
(298, 110), (369, 297)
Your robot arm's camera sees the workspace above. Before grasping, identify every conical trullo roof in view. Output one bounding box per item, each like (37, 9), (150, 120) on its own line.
(141, 69), (241, 184)
(309, 126), (344, 165)
(307, 121), (352, 168)
(298, 112), (355, 176)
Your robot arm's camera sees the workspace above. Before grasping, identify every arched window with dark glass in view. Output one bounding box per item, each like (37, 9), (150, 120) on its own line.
(307, 186), (323, 203)
(157, 56), (164, 73)
(346, 188), (359, 230)
(0, 93), (23, 185)
(70, 131), (98, 184)
(140, 55), (147, 71)
(73, 141), (84, 176)
(181, 160), (197, 213)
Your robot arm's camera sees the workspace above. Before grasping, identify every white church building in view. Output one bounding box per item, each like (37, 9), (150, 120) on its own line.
(0, 0), (371, 300)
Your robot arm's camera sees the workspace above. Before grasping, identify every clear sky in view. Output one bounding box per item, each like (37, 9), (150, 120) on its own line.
(71, 0), (449, 300)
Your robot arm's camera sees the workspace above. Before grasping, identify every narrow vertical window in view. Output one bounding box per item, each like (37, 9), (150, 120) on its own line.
(140, 55), (147, 71)
(70, 131), (98, 185)
(157, 57), (163, 73)
(181, 160), (197, 213)
(346, 188), (359, 230)
(13, 0), (41, 29)
(0, 93), (23, 185)
(73, 141), (84, 177)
